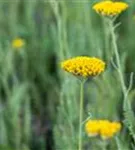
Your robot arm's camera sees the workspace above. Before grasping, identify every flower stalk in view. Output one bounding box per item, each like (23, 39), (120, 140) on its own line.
(108, 18), (135, 142)
(108, 18), (130, 110)
(78, 79), (85, 150)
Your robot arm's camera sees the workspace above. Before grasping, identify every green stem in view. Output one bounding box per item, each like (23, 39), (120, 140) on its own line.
(103, 17), (110, 61)
(115, 137), (122, 150)
(109, 19), (127, 108)
(101, 140), (107, 150)
(108, 18), (135, 143)
(78, 79), (85, 150)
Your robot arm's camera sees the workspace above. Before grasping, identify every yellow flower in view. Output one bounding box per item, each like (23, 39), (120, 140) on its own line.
(61, 56), (105, 78)
(93, 1), (128, 16)
(12, 38), (25, 49)
(85, 119), (121, 139)
(85, 120), (100, 137)
(100, 121), (121, 139)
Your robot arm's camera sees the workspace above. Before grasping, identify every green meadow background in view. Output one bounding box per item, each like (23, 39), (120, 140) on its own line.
(0, 0), (135, 150)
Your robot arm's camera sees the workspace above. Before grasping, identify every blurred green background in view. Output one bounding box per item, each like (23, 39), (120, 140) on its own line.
(0, 0), (135, 150)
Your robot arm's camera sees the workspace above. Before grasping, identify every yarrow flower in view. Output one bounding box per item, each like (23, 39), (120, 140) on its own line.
(85, 119), (121, 139)
(85, 120), (100, 137)
(12, 38), (25, 49)
(61, 56), (105, 78)
(93, 1), (128, 16)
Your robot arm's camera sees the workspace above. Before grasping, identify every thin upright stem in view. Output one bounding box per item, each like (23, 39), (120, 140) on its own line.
(115, 137), (122, 150)
(109, 20), (127, 94)
(78, 79), (85, 150)
(108, 18), (135, 143)
(101, 140), (107, 150)
(108, 19), (128, 108)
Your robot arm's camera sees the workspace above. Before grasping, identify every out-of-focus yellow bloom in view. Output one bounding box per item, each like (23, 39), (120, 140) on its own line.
(85, 119), (121, 139)
(85, 120), (100, 137)
(61, 56), (105, 78)
(99, 121), (121, 139)
(12, 38), (25, 49)
(93, 1), (128, 16)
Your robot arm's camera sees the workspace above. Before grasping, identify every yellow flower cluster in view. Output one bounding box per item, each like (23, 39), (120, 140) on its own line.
(61, 56), (105, 78)
(93, 1), (128, 16)
(12, 38), (25, 49)
(85, 120), (121, 139)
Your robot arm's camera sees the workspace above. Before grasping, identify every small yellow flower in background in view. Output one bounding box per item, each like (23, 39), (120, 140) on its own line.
(85, 119), (121, 139)
(12, 38), (25, 49)
(93, 1), (128, 16)
(61, 56), (105, 78)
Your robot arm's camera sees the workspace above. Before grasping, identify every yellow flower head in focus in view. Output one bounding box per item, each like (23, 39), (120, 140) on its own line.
(93, 1), (128, 16)
(61, 56), (105, 78)
(12, 38), (25, 49)
(85, 119), (121, 139)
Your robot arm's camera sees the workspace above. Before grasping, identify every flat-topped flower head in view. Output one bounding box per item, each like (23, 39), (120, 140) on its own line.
(61, 56), (105, 78)
(93, 1), (128, 16)
(85, 119), (121, 139)
(12, 38), (25, 49)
